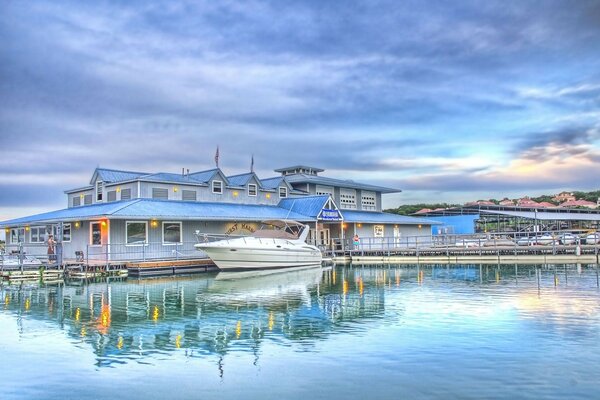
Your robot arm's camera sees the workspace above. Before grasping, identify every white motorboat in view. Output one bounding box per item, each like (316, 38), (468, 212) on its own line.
(194, 220), (323, 270)
(558, 233), (577, 245)
(585, 232), (600, 245)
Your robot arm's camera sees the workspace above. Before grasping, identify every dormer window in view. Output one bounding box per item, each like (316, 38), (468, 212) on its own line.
(212, 180), (223, 194)
(279, 187), (288, 198)
(96, 181), (103, 202)
(248, 184), (257, 197)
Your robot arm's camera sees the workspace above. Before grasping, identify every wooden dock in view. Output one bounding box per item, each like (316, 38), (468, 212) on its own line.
(125, 258), (218, 277)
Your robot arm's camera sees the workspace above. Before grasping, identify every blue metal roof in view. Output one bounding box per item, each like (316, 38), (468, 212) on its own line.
(260, 176), (284, 190)
(340, 210), (441, 225)
(188, 168), (221, 183)
(227, 173), (260, 187)
(140, 173), (208, 185)
(278, 195), (330, 219)
(93, 168), (148, 184)
(0, 199), (311, 226)
(0, 200), (143, 226)
(284, 174), (400, 194)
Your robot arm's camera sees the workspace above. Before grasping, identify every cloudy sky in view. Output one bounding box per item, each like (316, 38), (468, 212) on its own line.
(1, 0), (600, 223)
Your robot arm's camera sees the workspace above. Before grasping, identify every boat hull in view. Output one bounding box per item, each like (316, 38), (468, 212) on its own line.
(196, 244), (323, 271)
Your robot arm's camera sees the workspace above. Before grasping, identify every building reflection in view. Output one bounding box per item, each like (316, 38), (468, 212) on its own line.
(2, 263), (598, 372)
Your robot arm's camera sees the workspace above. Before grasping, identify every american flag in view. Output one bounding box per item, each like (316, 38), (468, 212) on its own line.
(215, 146), (219, 167)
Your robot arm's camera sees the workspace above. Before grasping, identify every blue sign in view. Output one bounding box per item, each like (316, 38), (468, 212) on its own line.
(320, 209), (342, 221)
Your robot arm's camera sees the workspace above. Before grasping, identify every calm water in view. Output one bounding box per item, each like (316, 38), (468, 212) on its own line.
(1, 264), (600, 400)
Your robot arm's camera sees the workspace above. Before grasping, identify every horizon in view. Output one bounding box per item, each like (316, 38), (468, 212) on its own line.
(2, 0), (600, 231)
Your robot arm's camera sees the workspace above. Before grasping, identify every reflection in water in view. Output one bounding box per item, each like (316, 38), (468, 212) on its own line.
(2, 264), (600, 399)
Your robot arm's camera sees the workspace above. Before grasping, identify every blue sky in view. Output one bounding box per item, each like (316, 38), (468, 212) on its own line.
(1, 0), (600, 223)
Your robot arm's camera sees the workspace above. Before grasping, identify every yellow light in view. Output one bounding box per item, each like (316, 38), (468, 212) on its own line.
(116, 186), (121, 193)
(266, 193), (271, 199)
(342, 224), (347, 229)
(25, 298), (30, 311)
(268, 312), (274, 331)
(236, 321), (242, 338)
(75, 307), (80, 321)
(357, 223), (362, 228)
(152, 305), (160, 321)
(233, 191), (239, 197)
(343, 280), (348, 295)
(117, 336), (124, 350)
(173, 186), (178, 192)
(4, 295), (10, 306)
(25, 226), (30, 232)
(74, 221), (81, 229)
(175, 334), (182, 348)
(4, 228), (9, 234)
(418, 224), (422, 229)
(150, 220), (158, 229)
(81, 327), (87, 337)
(80, 194), (84, 199)
(101, 220), (107, 227)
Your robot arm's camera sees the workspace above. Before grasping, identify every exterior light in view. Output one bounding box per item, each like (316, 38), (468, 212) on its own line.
(4, 228), (9, 234)
(74, 221), (81, 229)
(266, 193), (271, 199)
(80, 194), (84, 199)
(25, 226), (30, 231)
(418, 224), (422, 229)
(101, 220), (107, 227)
(173, 186), (178, 192)
(151, 220), (158, 229)
(233, 191), (239, 197)
(342, 224), (347, 229)
(116, 187), (121, 193)
(357, 223), (362, 228)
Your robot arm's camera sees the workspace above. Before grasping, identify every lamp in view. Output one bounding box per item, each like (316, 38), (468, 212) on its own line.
(266, 193), (271, 199)
(101, 220), (107, 227)
(151, 220), (158, 229)
(74, 221), (81, 229)
(233, 191), (239, 197)
(173, 186), (178, 192)
(25, 226), (30, 231)
(116, 187), (121, 193)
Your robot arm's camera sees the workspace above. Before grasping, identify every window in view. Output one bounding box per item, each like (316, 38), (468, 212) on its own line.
(72, 196), (81, 207)
(126, 221), (147, 245)
(11, 228), (25, 244)
(90, 222), (102, 246)
(340, 188), (357, 209)
(163, 222), (182, 244)
(121, 188), (132, 200)
(152, 188), (169, 200)
(279, 186), (288, 198)
(374, 225), (384, 237)
(84, 194), (93, 205)
(107, 191), (117, 202)
(182, 189), (197, 201)
(30, 226), (46, 243)
(96, 181), (103, 202)
(212, 180), (223, 194)
(316, 185), (334, 196)
(361, 191), (376, 211)
(248, 184), (257, 197)
(62, 223), (71, 242)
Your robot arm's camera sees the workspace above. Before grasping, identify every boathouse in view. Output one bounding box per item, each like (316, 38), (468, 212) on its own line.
(0, 165), (437, 262)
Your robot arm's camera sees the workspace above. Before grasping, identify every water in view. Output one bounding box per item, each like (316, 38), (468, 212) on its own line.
(1, 264), (600, 400)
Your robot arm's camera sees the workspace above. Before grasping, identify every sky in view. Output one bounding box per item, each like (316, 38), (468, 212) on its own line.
(1, 0), (600, 226)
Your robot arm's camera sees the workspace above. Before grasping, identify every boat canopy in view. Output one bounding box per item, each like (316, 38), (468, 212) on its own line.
(261, 219), (305, 228)
(252, 219), (306, 239)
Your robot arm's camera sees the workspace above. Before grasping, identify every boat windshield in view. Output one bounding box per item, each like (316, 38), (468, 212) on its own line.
(252, 220), (304, 240)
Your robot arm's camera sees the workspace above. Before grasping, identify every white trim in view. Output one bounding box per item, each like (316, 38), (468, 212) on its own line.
(89, 221), (103, 246)
(212, 180), (223, 194)
(248, 183), (257, 197)
(279, 186), (288, 198)
(96, 181), (103, 202)
(125, 221), (148, 246)
(62, 223), (72, 243)
(162, 221), (182, 245)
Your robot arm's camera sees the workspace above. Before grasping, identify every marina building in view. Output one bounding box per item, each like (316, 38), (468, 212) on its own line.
(0, 165), (437, 262)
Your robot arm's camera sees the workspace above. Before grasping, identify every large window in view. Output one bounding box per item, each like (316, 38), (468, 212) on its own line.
(248, 184), (257, 197)
(279, 186), (288, 198)
(11, 228), (25, 244)
(62, 223), (71, 242)
(90, 222), (102, 246)
(126, 222), (147, 245)
(107, 191), (117, 202)
(163, 222), (182, 244)
(316, 185), (334, 196)
(96, 181), (103, 202)
(340, 188), (357, 209)
(361, 191), (376, 211)
(72, 196), (81, 207)
(30, 226), (46, 243)
(212, 180), (223, 194)
(84, 194), (93, 205)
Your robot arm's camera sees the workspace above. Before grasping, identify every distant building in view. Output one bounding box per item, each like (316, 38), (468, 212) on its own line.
(517, 197), (540, 207)
(499, 198), (515, 206)
(560, 199), (598, 209)
(553, 191), (576, 203)
(537, 201), (557, 208)
(465, 200), (495, 206)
